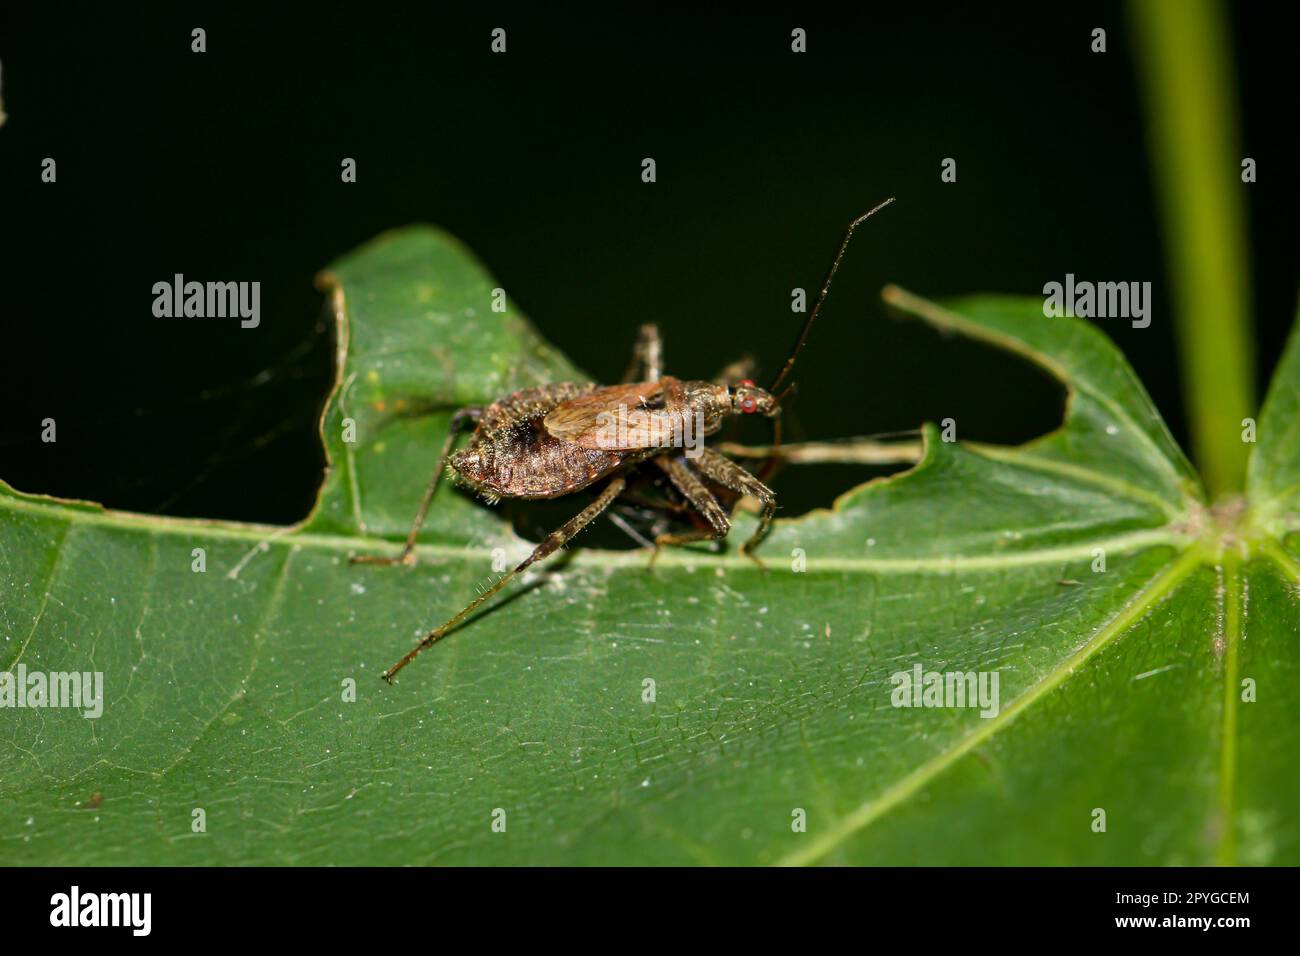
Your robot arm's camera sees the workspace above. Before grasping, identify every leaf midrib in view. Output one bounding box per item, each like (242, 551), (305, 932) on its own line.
(0, 486), (1190, 575)
(1215, 550), (1243, 866)
(777, 545), (1209, 866)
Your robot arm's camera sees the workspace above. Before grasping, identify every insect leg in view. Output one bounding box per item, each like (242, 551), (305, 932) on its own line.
(350, 405), (482, 567)
(692, 448), (777, 566)
(605, 508), (657, 549)
(382, 475), (628, 681)
(647, 455), (730, 567)
(647, 525), (718, 563)
(609, 467), (696, 516)
(620, 323), (663, 383)
(712, 355), (757, 386)
(616, 489), (693, 514)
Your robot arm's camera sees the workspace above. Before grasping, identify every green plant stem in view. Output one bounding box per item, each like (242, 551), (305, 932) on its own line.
(1128, 0), (1254, 497)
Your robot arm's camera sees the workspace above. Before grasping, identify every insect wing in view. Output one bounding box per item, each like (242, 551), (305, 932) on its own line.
(543, 380), (688, 450)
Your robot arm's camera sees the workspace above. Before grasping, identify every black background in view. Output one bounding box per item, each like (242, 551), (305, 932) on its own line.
(1, 1), (1296, 527)
(4, 866), (1272, 939)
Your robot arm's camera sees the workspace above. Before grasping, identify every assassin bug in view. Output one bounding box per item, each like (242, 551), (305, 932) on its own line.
(357, 198), (895, 680)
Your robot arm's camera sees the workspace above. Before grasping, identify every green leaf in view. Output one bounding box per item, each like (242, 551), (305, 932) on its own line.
(1247, 297), (1300, 526)
(305, 227), (585, 543)
(2, 228), (1298, 865)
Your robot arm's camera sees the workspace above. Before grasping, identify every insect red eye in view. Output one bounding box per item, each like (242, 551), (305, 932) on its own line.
(739, 378), (755, 388)
(740, 396), (758, 414)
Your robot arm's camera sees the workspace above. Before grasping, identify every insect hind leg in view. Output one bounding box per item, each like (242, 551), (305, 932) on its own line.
(350, 405), (483, 567)
(382, 475), (628, 681)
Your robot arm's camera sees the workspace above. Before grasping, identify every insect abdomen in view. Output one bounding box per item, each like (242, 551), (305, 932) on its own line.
(451, 418), (628, 499)
(447, 383), (637, 500)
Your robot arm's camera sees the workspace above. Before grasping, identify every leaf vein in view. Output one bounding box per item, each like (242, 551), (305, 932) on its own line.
(776, 545), (1203, 866)
(4, 520), (74, 672)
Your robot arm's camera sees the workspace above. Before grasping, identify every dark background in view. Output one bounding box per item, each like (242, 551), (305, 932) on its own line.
(1, 1), (1296, 526)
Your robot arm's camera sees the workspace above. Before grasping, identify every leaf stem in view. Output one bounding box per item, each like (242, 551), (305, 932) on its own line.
(1128, 0), (1254, 497)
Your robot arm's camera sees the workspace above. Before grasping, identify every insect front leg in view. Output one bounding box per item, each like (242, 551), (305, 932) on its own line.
(647, 454), (730, 567)
(382, 475), (628, 681)
(350, 405), (483, 567)
(620, 323), (663, 383)
(692, 448), (777, 567)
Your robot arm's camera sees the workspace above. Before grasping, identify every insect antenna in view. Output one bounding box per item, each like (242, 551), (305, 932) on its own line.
(767, 197), (896, 396)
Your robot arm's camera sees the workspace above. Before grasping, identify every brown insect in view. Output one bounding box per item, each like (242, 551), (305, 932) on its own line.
(356, 198), (895, 680)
